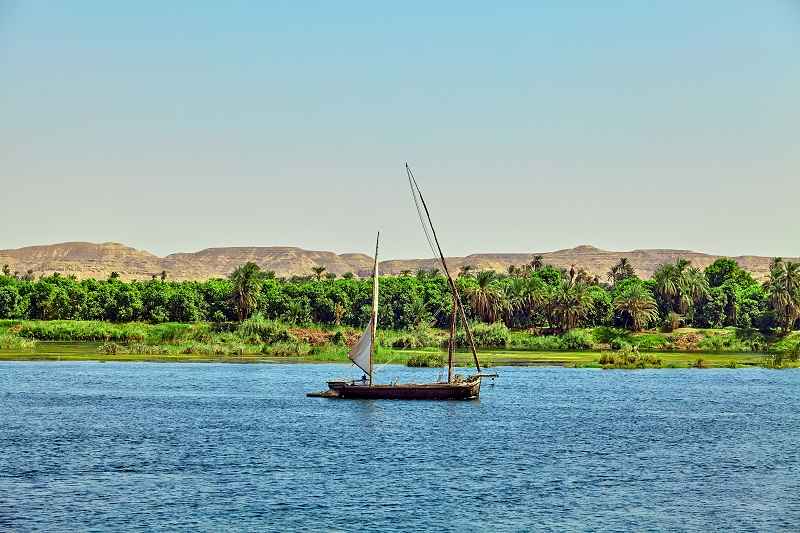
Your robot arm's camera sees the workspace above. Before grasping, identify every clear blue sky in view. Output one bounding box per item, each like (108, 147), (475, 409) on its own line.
(1, 1), (798, 260)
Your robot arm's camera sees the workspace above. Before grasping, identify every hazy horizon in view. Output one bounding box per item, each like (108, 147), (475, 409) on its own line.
(1, 1), (798, 260)
(2, 239), (798, 264)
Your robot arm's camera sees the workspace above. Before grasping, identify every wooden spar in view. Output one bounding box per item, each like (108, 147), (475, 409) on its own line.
(448, 304), (456, 383)
(453, 282), (481, 372)
(406, 164), (482, 373)
(369, 231), (379, 386)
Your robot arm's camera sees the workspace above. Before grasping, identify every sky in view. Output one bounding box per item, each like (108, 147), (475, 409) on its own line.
(1, 1), (798, 261)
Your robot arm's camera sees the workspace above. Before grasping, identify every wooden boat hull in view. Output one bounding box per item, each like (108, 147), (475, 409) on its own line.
(310, 376), (482, 400)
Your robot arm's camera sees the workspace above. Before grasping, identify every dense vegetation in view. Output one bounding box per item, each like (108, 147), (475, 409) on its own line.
(1, 257), (797, 336)
(2, 256), (799, 368)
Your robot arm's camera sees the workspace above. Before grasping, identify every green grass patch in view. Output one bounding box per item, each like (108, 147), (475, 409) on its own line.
(17, 321), (148, 342)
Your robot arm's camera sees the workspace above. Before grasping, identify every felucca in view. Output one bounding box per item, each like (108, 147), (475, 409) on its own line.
(307, 165), (497, 400)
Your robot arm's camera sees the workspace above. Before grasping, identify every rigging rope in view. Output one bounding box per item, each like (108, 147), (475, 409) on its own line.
(407, 166), (446, 273)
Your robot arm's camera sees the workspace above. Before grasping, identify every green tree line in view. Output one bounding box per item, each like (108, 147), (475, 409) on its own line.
(0, 257), (798, 334)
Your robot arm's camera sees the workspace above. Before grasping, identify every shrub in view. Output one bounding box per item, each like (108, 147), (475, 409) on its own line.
(660, 312), (683, 333)
(598, 351), (616, 365)
(238, 315), (295, 345)
(787, 342), (800, 363)
(754, 310), (778, 333)
(406, 351), (446, 367)
(560, 330), (595, 350)
(330, 329), (346, 346)
(394, 323), (437, 349)
(148, 323), (191, 344)
(0, 332), (36, 349)
(128, 343), (169, 355)
(734, 328), (767, 352)
(455, 322), (509, 349)
(592, 326), (631, 345)
(610, 336), (631, 350)
(189, 323), (214, 343)
(99, 342), (126, 355)
(518, 335), (563, 350)
(635, 334), (667, 350)
(599, 345), (662, 367)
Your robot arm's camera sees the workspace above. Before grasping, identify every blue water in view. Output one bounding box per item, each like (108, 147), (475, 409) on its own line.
(0, 363), (797, 532)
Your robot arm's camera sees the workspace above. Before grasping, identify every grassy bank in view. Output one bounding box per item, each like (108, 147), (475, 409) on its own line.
(1, 319), (798, 368)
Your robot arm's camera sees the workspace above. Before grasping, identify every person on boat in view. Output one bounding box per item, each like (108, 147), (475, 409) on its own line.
(361, 374), (367, 385)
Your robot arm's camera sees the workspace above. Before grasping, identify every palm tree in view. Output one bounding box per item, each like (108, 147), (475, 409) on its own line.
(282, 299), (309, 325)
(553, 280), (595, 330)
(531, 256), (544, 272)
(763, 258), (800, 333)
(519, 277), (547, 326)
(574, 267), (592, 285)
(428, 267), (440, 278)
(613, 283), (659, 332)
(230, 262), (263, 322)
(403, 293), (431, 327)
(678, 267), (709, 315)
(606, 264), (619, 284)
(653, 262), (681, 312)
(533, 282), (559, 329)
(675, 258), (691, 274)
(463, 270), (499, 323)
(400, 269), (412, 277)
(607, 258), (635, 285)
(311, 265), (326, 281)
(617, 258), (635, 279)
(458, 265), (474, 279)
(496, 277), (526, 327)
(653, 259), (707, 318)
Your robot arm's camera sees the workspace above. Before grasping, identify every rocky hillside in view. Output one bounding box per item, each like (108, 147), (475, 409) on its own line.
(0, 242), (794, 282)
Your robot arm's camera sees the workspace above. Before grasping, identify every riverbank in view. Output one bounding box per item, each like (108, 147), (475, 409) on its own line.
(0, 341), (792, 369)
(1, 319), (797, 368)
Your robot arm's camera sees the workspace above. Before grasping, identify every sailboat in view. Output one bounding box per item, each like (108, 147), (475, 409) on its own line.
(307, 164), (497, 400)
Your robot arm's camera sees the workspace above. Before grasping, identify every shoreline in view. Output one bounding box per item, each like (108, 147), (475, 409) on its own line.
(0, 343), (790, 369)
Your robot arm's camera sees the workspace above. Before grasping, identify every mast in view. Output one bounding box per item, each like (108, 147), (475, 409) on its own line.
(369, 231), (379, 385)
(406, 164), (482, 374)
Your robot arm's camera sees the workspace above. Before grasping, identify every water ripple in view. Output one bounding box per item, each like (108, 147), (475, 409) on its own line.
(0, 362), (797, 532)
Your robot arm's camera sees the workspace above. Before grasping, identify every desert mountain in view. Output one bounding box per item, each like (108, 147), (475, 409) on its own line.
(0, 242), (795, 283)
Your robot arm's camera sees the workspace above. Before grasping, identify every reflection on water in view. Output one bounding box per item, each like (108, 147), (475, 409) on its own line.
(0, 362), (797, 531)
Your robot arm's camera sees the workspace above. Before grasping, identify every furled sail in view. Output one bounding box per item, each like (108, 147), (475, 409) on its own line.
(347, 318), (373, 375)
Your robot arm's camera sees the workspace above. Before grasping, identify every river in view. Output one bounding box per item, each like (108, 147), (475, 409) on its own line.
(1, 362), (797, 531)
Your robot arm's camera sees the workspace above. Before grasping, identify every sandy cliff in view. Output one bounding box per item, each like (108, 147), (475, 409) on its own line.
(0, 242), (795, 282)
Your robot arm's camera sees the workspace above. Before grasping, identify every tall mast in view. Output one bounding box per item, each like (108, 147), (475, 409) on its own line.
(406, 164), (481, 374)
(369, 231), (379, 385)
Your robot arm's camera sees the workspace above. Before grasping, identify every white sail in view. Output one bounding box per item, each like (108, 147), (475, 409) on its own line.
(347, 318), (373, 375)
(347, 232), (379, 379)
